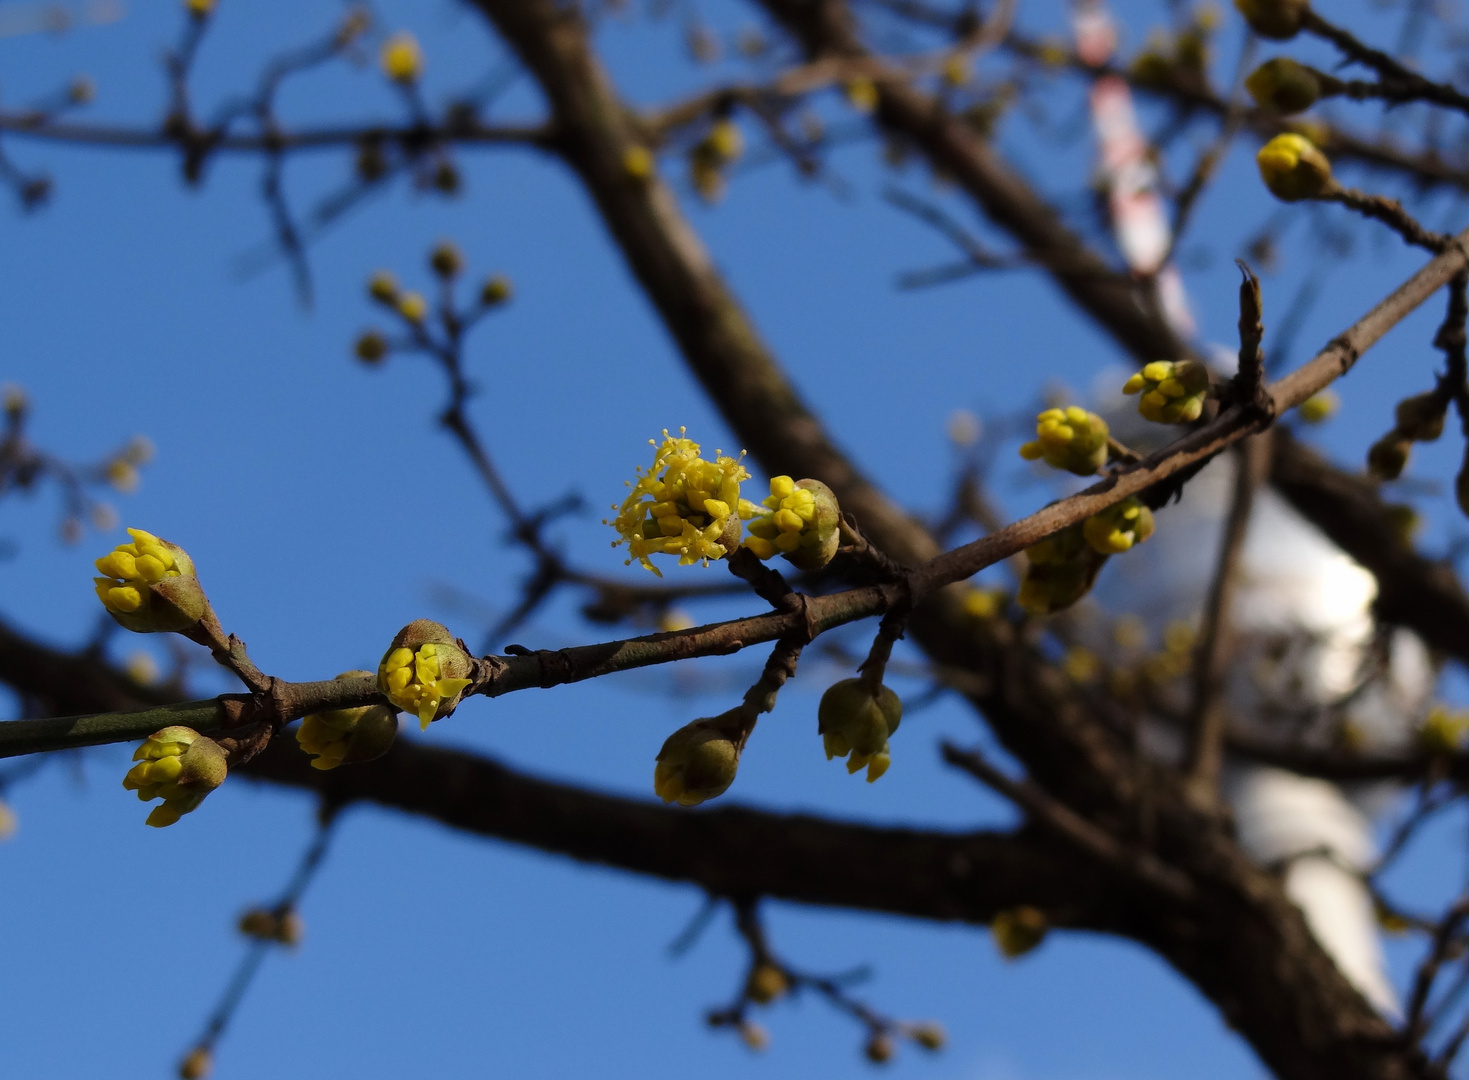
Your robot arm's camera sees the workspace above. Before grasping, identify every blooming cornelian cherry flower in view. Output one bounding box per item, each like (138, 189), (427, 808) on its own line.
(1018, 407), (1108, 476)
(93, 528), (209, 634)
(742, 475), (840, 569)
(378, 620), (474, 730)
(122, 726), (227, 827)
(606, 428), (756, 576)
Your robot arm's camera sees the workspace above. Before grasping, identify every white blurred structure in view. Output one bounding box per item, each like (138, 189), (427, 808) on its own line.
(1069, 0), (1434, 1016)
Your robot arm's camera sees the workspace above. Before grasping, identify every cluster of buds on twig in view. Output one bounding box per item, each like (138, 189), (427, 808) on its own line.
(1367, 389), (1448, 482)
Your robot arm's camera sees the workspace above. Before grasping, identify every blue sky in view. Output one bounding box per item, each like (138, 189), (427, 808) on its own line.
(0, 0), (1465, 1077)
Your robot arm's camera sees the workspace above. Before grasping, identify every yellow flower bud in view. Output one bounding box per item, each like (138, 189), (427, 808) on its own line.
(865, 1032), (896, 1064)
(745, 961), (789, 1004)
(122, 726), (227, 827)
(1297, 390), (1338, 424)
(1395, 391), (1447, 443)
(1245, 57), (1328, 114)
(1256, 133), (1335, 202)
(93, 528), (210, 634)
(1383, 503), (1420, 545)
(743, 477), (841, 569)
(818, 678), (902, 782)
(653, 708), (746, 806)
(991, 905), (1048, 959)
(1081, 496), (1155, 555)
(623, 145), (656, 180)
(367, 270), (398, 304)
(380, 31), (423, 84)
(911, 1023), (946, 1051)
(740, 1022), (770, 1052)
(845, 78), (879, 113)
(1233, 0), (1309, 40)
(396, 290), (428, 323)
(1121, 360), (1210, 424)
(178, 1046), (213, 1080)
(942, 53), (970, 87)
(0, 798), (17, 842)
(1018, 406), (1109, 475)
(184, 0), (215, 18)
(429, 241), (464, 280)
(1367, 434), (1411, 480)
(238, 906), (303, 946)
(106, 458), (139, 493)
(355, 330), (388, 364)
(961, 586), (1005, 620)
(297, 672), (399, 769)
(378, 621), (475, 730)
(1018, 524), (1107, 614)
(1419, 705), (1468, 755)
(480, 275), (513, 307)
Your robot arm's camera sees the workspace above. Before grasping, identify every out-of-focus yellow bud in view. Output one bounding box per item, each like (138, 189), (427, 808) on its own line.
(1297, 390), (1338, 424)
(1367, 434), (1411, 480)
(125, 651), (160, 685)
(1082, 496), (1155, 554)
(106, 458), (140, 493)
(380, 31), (423, 84)
(69, 76), (96, 105)
(0, 799), (16, 842)
(368, 270), (398, 304)
(1395, 391), (1448, 442)
(745, 961), (789, 1004)
(1062, 646), (1099, 683)
(1018, 524), (1107, 614)
(992, 905), (1048, 959)
(178, 1046), (213, 1080)
(480, 275), (513, 307)
(1018, 406), (1109, 475)
(1419, 705), (1469, 755)
(93, 528), (210, 634)
(623, 145), (656, 180)
(1122, 360), (1210, 424)
(910, 1023), (946, 1051)
(2, 384), (26, 420)
(818, 678), (902, 782)
(122, 726), (227, 827)
(1234, 0), (1309, 39)
(297, 672), (399, 769)
(429, 241), (464, 279)
(355, 330), (388, 364)
(845, 78), (879, 113)
(657, 607), (695, 633)
(1375, 900), (1411, 936)
(962, 586), (1006, 620)
(689, 119), (744, 204)
(865, 1032), (896, 1064)
(740, 1022), (770, 1052)
(1256, 133), (1335, 201)
(942, 52), (970, 87)
(184, 0), (215, 18)
(653, 708), (746, 806)
(743, 476), (841, 569)
(238, 905), (304, 946)
(1245, 57), (1330, 114)
(378, 620), (475, 729)
(396, 291), (428, 323)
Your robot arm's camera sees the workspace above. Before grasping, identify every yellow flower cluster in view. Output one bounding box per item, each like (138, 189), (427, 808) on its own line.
(607, 429), (755, 576)
(1122, 360), (1210, 424)
(1256, 133), (1334, 202)
(122, 726), (227, 827)
(1018, 407), (1108, 476)
(94, 528), (208, 634)
(1081, 496), (1155, 554)
(818, 678), (903, 782)
(742, 476), (840, 569)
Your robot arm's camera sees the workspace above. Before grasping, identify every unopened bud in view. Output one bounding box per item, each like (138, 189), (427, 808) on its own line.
(355, 330), (388, 364)
(1367, 434), (1411, 480)
(1256, 133), (1335, 202)
(1018, 406), (1109, 474)
(380, 31), (423, 84)
(653, 708), (746, 806)
(745, 961), (789, 1004)
(992, 905), (1048, 959)
(1394, 391), (1447, 442)
(480, 275), (513, 307)
(818, 678), (902, 782)
(93, 528), (210, 634)
(742, 476), (840, 569)
(178, 1046), (213, 1080)
(368, 270), (398, 304)
(1245, 57), (1330, 114)
(429, 241), (464, 279)
(910, 1023), (946, 1051)
(865, 1032), (896, 1064)
(297, 672), (399, 769)
(122, 726), (227, 827)
(1233, 0), (1309, 40)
